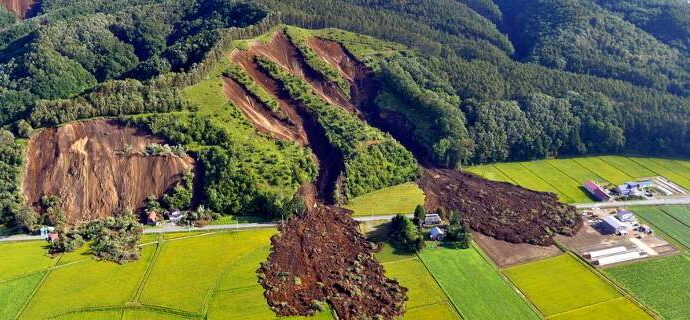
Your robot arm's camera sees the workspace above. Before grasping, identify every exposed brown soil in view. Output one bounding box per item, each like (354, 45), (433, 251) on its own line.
(23, 119), (194, 223)
(0, 0), (37, 18)
(419, 168), (583, 246)
(258, 205), (406, 319)
(473, 232), (563, 268)
(222, 77), (305, 145)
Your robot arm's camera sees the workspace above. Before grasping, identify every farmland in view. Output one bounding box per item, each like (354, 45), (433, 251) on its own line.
(0, 229), (338, 320)
(374, 244), (460, 319)
(606, 255), (690, 320)
(345, 182), (425, 216)
(632, 206), (690, 250)
(419, 246), (540, 320)
(503, 254), (651, 319)
(468, 156), (690, 203)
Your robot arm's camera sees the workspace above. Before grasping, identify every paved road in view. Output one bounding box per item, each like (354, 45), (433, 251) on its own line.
(3, 198), (690, 243)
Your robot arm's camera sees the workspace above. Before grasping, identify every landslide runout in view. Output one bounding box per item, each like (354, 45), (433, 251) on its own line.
(23, 119), (194, 223)
(258, 205), (407, 319)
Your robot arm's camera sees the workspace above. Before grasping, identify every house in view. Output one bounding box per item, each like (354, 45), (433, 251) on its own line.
(584, 180), (612, 201)
(168, 210), (185, 224)
(47, 232), (59, 243)
(147, 212), (160, 226)
(602, 216), (628, 235)
(39, 226), (55, 238)
(615, 181), (652, 196)
(429, 227), (445, 241)
(423, 214), (442, 226)
(615, 211), (636, 223)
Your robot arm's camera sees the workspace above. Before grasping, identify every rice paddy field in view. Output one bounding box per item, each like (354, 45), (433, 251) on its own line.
(374, 244), (460, 319)
(606, 254), (690, 320)
(632, 206), (690, 250)
(419, 246), (540, 320)
(345, 182), (425, 216)
(468, 156), (690, 203)
(0, 229), (337, 320)
(503, 254), (652, 319)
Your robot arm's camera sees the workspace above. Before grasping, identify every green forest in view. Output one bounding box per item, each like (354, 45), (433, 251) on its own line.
(2, 0), (690, 227)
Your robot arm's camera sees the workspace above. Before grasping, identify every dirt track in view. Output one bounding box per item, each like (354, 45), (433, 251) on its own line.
(23, 119), (194, 223)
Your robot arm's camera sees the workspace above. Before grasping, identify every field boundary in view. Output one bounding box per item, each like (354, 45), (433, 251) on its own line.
(564, 250), (662, 319)
(416, 250), (466, 320)
(519, 162), (577, 203)
(131, 236), (164, 303)
(14, 270), (50, 319)
(633, 207), (690, 252)
(471, 242), (545, 319)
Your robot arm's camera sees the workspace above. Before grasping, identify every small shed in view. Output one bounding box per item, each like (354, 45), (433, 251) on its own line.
(169, 210), (185, 224)
(615, 211), (636, 223)
(424, 214), (442, 226)
(39, 226), (55, 238)
(429, 227), (445, 241)
(47, 232), (59, 243)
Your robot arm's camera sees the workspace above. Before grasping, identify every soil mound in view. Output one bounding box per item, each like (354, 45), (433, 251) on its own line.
(419, 168), (583, 245)
(0, 0), (37, 18)
(23, 119), (194, 223)
(259, 205), (407, 319)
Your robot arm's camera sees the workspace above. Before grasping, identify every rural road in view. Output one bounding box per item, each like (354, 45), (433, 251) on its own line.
(3, 198), (690, 243)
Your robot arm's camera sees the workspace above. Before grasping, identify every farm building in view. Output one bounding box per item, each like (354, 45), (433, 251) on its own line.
(47, 232), (59, 243)
(584, 180), (612, 201)
(601, 216), (629, 235)
(169, 210), (185, 224)
(147, 212), (160, 226)
(615, 211), (636, 223)
(424, 214), (442, 226)
(429, 227), (445, 241)
(39, 226), (55, 238)
(615, 180), (652, 196)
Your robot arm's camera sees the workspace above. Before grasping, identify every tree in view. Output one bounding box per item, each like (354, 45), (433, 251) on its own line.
(14, 207), (39, 232)
(389, 214), (425, 252)
(413, 205), (426, 228)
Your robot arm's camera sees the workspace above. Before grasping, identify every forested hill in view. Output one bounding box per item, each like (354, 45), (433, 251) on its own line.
(0, 0), (690, 165)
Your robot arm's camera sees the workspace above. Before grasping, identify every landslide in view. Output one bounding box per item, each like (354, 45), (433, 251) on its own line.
(307, 34), (583, 245)
(0, 0), (37, 18)
(23, 119), (194, 223)
(259, 205), (406, 319)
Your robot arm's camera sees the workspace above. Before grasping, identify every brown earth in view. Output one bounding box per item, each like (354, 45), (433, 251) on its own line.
(473, 232), (563, 268)
(419, 168), (583, 246)
(258, 205), (407, 319)
(23, 119), (194, 223)
(0, 0), (37, 18)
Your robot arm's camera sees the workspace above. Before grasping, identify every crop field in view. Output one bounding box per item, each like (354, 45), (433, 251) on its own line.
(468, 156), (690, 203)
(374, 244), (460, 319)
(632, 206), (690, 250)
(0, 229), (338, 320)
(503, 254), (651, 319)
(419, 246), (540, 320)
(606, 255), (690, 320)
(345, 182), (425, 216)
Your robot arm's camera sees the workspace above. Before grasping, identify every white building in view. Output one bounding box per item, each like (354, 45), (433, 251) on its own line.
(602, 216), (628, 235)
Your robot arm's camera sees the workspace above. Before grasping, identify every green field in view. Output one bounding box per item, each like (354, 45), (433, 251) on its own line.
(345, 182), (425, 216)
(419, 246), (540, 320)
(632, 206), (690, 250)
(0, 229), (336, 319)
(469, 156), (690, 203)
(504, 254), (651, 319)
(607, 255), (690, 320)
(374, 244), (460, 319)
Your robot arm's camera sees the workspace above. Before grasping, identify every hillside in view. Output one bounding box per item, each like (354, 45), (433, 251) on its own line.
(0, 0), (35, 18)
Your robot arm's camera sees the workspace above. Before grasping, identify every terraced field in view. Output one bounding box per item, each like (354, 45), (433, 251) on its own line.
(503, 254), (652, 319)
(0, 229), (339, 320)
(468, 156), (690, 203)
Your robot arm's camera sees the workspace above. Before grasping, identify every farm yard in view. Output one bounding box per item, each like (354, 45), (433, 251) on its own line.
(0, 229), (340, 320)
(606, 255), (690, 320)
(468, 156), (690, 203)
(503, 254), (652, 319)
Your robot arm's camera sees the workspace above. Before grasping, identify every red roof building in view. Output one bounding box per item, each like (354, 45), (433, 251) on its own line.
(584, 180), (612, 202)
